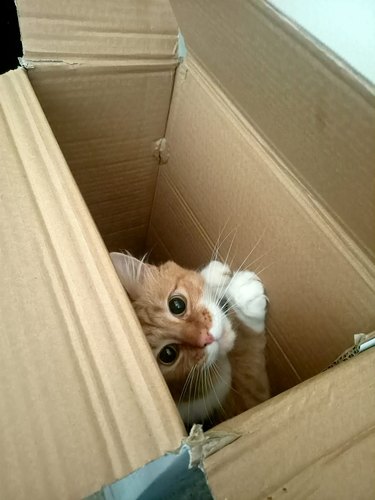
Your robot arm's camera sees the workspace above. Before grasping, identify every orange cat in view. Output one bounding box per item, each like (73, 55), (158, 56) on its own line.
(110, 253), (270, 427)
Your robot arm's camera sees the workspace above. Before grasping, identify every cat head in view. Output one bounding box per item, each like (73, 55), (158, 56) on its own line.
(110, 252), (235, 403)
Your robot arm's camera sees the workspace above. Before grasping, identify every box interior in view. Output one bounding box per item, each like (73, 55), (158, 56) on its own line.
(15, 0), (375, 396)
(2, 0), (375, 497)
(147, 55), (375, 395)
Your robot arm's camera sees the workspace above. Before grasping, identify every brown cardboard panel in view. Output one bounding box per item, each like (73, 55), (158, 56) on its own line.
(147, 225), (173, 263)
(170, 0), (375, 262)
(89, 197), (152, 240)
(71, 158), (157, 207)
(149, 59), (375, 387)
(17, 0), (178, 62)
(148, 171), (214, 269)
(0, 69), (184, 499)
(265, 332), (302, 396)
(103, 225), (149, 256)
(206, 350), (375, 500)
(28, 63), (175, 251)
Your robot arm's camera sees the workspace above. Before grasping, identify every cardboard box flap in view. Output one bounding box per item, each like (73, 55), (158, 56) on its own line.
(16, 1), (179, 256)
(0, 68), (184, 499)
(206, 349), (375, 499)
(170, 0), (375, 262)
(16, 0), (179, 63)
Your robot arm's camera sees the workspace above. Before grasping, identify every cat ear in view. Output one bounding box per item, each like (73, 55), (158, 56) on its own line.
(110, 252), (154, 300)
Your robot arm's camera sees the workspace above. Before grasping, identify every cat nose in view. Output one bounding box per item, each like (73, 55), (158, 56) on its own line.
(201, 331), (214, 347)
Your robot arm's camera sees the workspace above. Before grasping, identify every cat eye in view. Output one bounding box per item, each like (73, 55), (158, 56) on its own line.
(158, 344), (179, 365)
(168, 295), (187, 316)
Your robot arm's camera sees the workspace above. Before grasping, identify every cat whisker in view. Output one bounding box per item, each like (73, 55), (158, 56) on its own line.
(193, 365), (202, 420)
(221, 226), (238, 266)
(203, 367), (214, 426)
(207, 225), (238, 306)
(199, 366), (211, 425)
(218, 229), (269, 301)
(218, 245), (271, 305)
(221, 304), (237, 315)
(141, 250), (152, 264)
(217, 254), (275, 319)
(211, 362), (242, 397)
(237, 227), (268, 271)
(243, 251), (270, 273)
(211, 249), (238, 308)
(253, 261), (275, 277)
(207, 366), (226, 419)
(212, 229), (265, 298)
(187, 364), (198, 427)
(210, 222), (226, 262)
(210, 220), (233, 263)
(201, 365), (213, 423)
(178, 364), (195, 407)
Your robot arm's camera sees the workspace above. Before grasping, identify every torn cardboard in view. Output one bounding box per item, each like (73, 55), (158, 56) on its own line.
(87, 446), (213, 500)
(87, 425), (239, 500)
(327, 330), (375, 368)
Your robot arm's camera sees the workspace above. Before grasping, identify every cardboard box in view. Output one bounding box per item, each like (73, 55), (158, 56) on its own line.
(1, 0), (374, 498)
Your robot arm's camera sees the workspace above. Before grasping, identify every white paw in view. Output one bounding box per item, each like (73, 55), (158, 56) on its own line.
(201, 261), (232, 287)
(227, 271), (267, 333)
(201, 261), (232, 297)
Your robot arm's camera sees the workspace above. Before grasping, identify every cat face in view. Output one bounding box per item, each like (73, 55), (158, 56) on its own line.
(110, 253), (236, 403)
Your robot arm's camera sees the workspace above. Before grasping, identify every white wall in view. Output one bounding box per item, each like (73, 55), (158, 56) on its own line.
(270, 0), (375, 83)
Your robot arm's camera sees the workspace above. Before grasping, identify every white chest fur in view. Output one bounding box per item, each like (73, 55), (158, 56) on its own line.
(177, 357), (231, 424)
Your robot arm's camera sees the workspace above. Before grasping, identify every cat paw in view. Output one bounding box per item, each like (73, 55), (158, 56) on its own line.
(200, 261), (232, 293)
(227, 271), (267, 333)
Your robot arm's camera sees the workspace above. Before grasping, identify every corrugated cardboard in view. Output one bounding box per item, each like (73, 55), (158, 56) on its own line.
(27, 63), (176, 254)
(149, 56), (375, 393)
(16, 0), (179, 254)
(17, 0), (178, 61)
(0, 68), (184, 499)
(170, 0), (375, 264)
(206, 349), (375, 500)
(1, 0), (375, 498)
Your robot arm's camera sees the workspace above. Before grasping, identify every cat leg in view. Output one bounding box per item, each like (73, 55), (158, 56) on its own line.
(226, 271), (267, 333)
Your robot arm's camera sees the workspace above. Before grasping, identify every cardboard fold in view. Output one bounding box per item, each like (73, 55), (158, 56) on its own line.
(170, 0), (375, 262)
(17, 0), (178, 62)
(0, 68), (184, 500)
